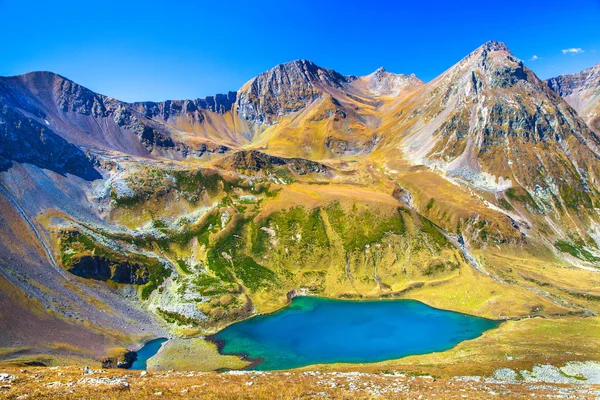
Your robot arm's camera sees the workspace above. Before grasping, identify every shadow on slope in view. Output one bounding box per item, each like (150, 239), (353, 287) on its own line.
(0, 103), (101, 181)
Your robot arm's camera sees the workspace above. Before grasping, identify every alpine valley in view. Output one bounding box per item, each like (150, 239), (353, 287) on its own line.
(2, 40), (600, 382)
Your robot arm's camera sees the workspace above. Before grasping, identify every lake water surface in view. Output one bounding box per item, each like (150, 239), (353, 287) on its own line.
(214, 297), (500, 370)
(129, 338), (167, 370)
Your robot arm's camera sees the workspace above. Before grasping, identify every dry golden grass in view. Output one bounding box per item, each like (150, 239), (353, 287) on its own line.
(1, 365), (599, 399)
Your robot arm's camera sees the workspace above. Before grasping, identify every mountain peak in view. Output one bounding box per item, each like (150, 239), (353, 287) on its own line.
(4, 71), (72, 89)
(397, 38), (596, 184)
(274, 59), (319, 71)
(479, 40), (509, 53)
(439, 40), (530, 90)
(236, 60), (348, 124)
(3, 70), (64, 80)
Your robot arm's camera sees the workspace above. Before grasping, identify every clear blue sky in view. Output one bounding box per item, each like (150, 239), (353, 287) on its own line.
(1, 0), (599, 102)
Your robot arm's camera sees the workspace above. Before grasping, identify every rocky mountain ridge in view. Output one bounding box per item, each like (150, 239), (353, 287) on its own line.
(547, 63), (600, 133)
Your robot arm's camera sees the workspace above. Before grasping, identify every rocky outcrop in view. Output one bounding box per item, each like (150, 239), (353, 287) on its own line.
(546, 64), (600, 97)
(236, 60), (349, 124)
(134, 92), (237, 121)
(226, 150), (329, 175)
(229, 150), (287, 171)
(54, 76), (117, 117)
(325, 134), (382, 156)
(102, 350), (137, 369)
(68, 256), (150, 284)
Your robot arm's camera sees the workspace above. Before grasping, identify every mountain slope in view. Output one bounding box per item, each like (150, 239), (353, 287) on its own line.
(547, 63), (600, 134)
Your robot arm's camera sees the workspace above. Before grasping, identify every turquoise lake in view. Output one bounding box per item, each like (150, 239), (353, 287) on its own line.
(213, 297), (500, 370)
(129, 338), (167, 370)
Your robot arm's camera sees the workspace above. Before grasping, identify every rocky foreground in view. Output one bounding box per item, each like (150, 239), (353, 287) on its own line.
(1, 364), (600, 399)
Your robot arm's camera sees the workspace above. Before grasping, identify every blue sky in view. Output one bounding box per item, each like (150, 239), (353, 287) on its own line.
(1, 0), (599, 102)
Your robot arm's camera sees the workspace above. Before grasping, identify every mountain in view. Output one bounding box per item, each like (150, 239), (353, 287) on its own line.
(371, 42), (600, 249)
(547, 63), (600, 134)
(352, 67), (423, 97)
(2, 42), (600, 374)
(384, 41), (598, 171)
(238, 60), (424, 158)
(236, 59), (350, 125)
(0, 72), (247, 161)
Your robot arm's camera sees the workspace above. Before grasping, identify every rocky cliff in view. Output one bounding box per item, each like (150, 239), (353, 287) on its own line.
(134, 92), (237, 123)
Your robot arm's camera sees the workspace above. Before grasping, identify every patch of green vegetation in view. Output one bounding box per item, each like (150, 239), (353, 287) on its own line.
(176, 259), (193, 274)
(423, 260), (459, 276)
(498, 198), (513, 211)
(206, 249), (235, 283)
(156, 308), (198, 326)
(140, 261), (171, 300)
(171, 169), (223, 197)
(231, 255), (276, 292)
(420, 218), (448, 248)
(207, 218), (277, 291)
(325, 203), (406, 251)
(155, 210), (220, 251)
(559, 182), (593, 211)
(218, 196), (233, 207)
(251, 206), (331, 256)
(521, 275), (551, 287)
(423, 261), (445, 276)
(59, 230), (105, 267)
(109, 187), (147, 208)
(273, 167), (297, 183)
(422, 261), (443, 276)
(264, 187), (282, 198)
(251, 225), (271, 256)
(426, 198), (435, 211)
(555, 240), (599, 263)
(506, 187), (540, 212)
(152, 219), (168, 229)
(193, 273), (231, 296)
